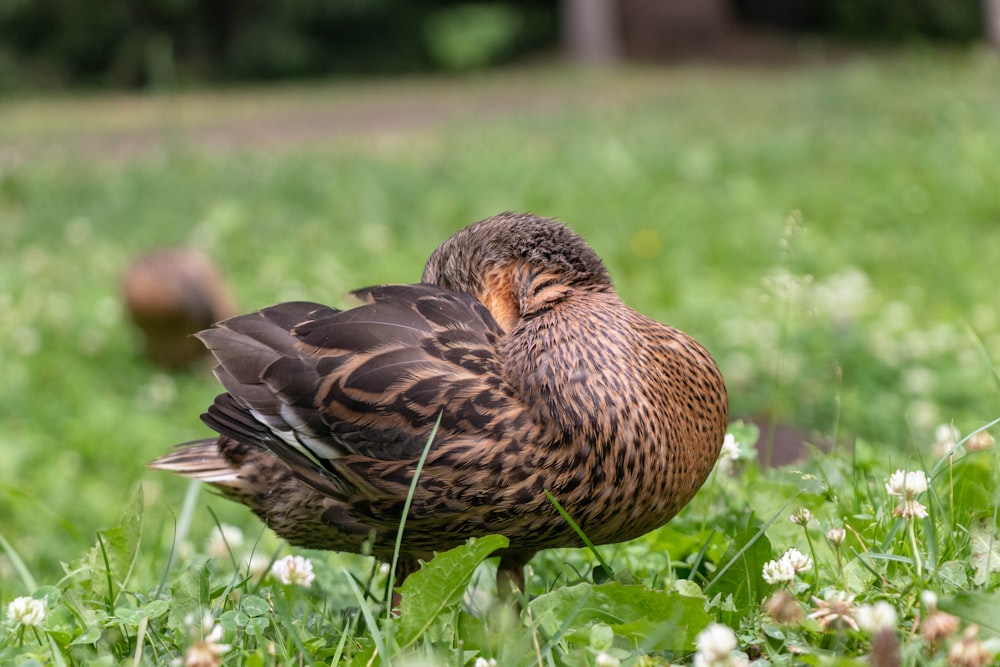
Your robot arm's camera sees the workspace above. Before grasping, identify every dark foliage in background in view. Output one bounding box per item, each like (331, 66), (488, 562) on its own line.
(734, 0), (984, 41)
(820, 0), (985, 41)
(0, 0), (986, 91)
(0, 0), (557, 90)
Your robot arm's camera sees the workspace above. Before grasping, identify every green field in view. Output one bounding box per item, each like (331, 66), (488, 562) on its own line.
(1, 51), (999, 664)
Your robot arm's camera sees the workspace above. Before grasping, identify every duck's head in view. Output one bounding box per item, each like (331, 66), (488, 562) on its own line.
(422, 212), (614, 331)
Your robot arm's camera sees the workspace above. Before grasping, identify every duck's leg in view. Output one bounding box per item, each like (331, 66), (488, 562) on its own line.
(496, 552), (534, 600)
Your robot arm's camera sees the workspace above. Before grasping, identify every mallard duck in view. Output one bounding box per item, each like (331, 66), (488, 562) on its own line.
(123, 248), (237, 369)
(150, 212), (728, 595)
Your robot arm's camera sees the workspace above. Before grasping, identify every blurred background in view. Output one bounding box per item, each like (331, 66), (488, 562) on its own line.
(2, 0), (999, 582)
(0, 0), (996, 89)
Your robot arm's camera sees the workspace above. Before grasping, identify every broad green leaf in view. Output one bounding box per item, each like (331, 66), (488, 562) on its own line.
(244, 653), (266, 667)
(72, 488), (143, 603)
(48, 629), (74, 645)
(456, 599), (531, 657)
(347, 641), (377, 667)
(529, 581), (710, 653)
(939, 591), (1000, 638)
(797, 655), (867, 667)
(231, 611), (251, 627)
(843, 554), (876, 592)
(113, 606), (144, 626)
(69, 626), (103, 645)
(673, 579), (703, 597)
(746, 477), (825, 548)
(167, 562), (210, 629)
(708, 526), (772, 625)
(143, 599), (169, 619)
(396, 534), (509, 648)
(644, 526), (723, 564)
(247, 615), (270, 636)
(969, 519), (1000, 587)
(35, 585), (61, 608)
(936, 560), (969, 591)
(589, 622), (614, 650)
(948, 456), (996, 511)
(241, 594), (271, 617)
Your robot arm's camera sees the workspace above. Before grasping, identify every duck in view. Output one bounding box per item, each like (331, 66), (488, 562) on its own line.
(149, 212), (728, 597)
(122, 248), (237, 369)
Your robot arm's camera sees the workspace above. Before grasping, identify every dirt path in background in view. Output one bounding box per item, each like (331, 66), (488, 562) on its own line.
(0, 36), (849, 163)
(0, 66), (685, 162)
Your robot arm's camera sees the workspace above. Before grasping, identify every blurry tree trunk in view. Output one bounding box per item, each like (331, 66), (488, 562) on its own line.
(620, 0), (732, 60)
(561, 0), (622, 64)
(987, 0), (1000, 51)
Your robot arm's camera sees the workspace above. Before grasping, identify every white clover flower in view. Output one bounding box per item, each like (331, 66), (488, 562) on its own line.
(856, 600), (898, 634)
(474, 658), (497, 667)
(721, 433), (740, 460)
(693, 623), (746, 667)
(205, 523), (244, 559)
(886, 470), (929, 497)
(762, 557), (796, 585)
(140, 373), (177, 411)
(790, 508), (813, 525)
(920, 590), (938, 611)
(695, 623), (736, 664)
(967, 431), (995, 452)
(184, 619), (231, 667)
(885, 469), (929, 519)
(270, 554), (315, 587)
(894, 499), (929, 519)
(191, 611), (216, 634)
(909, 399), (939, 431)
(716, 433), (741, 475)
(781, 547), (812, 573)
(595, 652), (620, 667)
(813, 266), (870, 321)
(827, 527), (846, 547)
(933, 423), (960, 456)
(7, 596), (45, 627)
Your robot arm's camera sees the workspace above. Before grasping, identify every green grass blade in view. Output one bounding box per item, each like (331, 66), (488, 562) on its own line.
(704, 501), (790, 594)
(329, 614), (356, 666)
(386, 412), (442, 613)
(344, 566), (390, 664)
(46, 633), (68, 667)
(97, 533), (116, 612)
(175, 479), (201, 550)
(686, 529), (718, 583)
(154, 514), (178, 600)
(543, 490), (613, 577)
(0, 532), (38, 592)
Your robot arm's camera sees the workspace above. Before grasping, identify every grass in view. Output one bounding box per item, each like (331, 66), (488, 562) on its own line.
(1, 49), (999, 663)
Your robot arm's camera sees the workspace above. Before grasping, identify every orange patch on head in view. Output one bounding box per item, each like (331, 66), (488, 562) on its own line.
(479, 264), (520, 333)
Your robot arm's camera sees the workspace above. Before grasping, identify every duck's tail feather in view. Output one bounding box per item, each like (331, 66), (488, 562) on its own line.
(147, 438), (240, 485)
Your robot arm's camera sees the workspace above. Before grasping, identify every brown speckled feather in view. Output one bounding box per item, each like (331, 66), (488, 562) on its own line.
(150, 212), (728, 594)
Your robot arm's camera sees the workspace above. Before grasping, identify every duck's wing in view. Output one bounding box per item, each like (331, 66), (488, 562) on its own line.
(197, 283), (518, 498)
